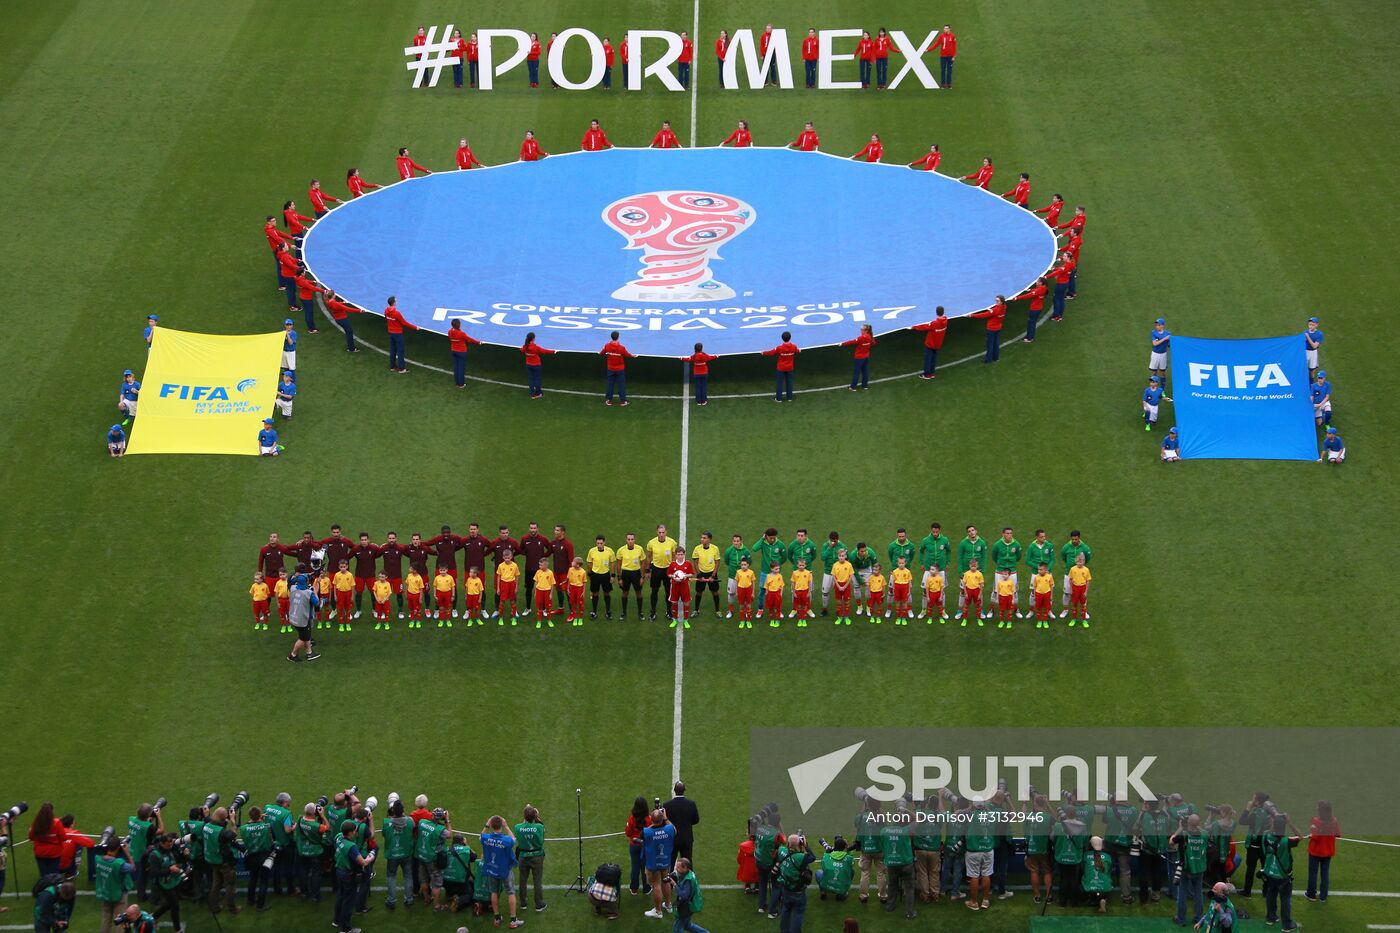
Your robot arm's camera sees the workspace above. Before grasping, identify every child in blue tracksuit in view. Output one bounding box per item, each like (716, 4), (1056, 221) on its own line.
(1142, 376), (1171, 430)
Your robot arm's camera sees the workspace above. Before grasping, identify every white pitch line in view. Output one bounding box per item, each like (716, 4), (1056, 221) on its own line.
(689, 0), (700, 147)
(316, 299), (1051, 400)
(673, 363), (691, 786)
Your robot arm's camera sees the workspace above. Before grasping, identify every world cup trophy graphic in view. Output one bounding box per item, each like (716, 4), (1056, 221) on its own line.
(602, 191), (756, 302)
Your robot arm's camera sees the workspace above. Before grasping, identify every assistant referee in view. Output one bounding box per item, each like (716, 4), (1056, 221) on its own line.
(616, 533), (646, 621)
(586, 535), (616, 620)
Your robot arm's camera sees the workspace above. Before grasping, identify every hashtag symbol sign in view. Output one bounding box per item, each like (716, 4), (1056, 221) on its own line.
(404, 24), (457, 88)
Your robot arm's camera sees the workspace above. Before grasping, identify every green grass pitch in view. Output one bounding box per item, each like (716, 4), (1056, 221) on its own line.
(2, 1), (1398, 931)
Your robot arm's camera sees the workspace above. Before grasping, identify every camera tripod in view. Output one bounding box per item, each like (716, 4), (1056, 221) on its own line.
(565, 788), (586, 895)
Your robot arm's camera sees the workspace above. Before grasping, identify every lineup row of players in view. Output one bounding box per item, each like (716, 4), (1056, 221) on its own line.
(250, 524), (1095, 630)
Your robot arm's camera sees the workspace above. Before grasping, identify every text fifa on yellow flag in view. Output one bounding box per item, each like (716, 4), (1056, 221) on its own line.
(126, 327), (285, 455)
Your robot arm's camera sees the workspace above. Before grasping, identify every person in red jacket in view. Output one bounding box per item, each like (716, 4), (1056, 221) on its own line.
(1012, 276), (1049, 342)
(789, 121), (819, 151)
(274, 242), (300, 304)
(347, 167), (380, 198)
(874, 27), (894, 89)
(932, 24), (957, 88)
(292, 272), (328, 332)
(651, 121), (680, 148)
(1002, 172), (1030, 207)
(600, 330), (634, 406)
(283, 200), (313, 244)
(521, 331), (555, 398)
(856, 30), (875, 88)
(852, 134), (883, 163)
(908, 144), (941, 171)
(582, 120), (612, 152)
(602, 35), (615, 89)
(913, 306), (949, 378)
(971, 296), (1007, 363)
(715, 30), (730, 88)
(447, 317), (482, 387)
(759, 23), (777, 86)
(383, 296), (418, 372)
(1034, 193), (1064, 227)
(309, 179), (340, 218)
(450, 28), (466, 88)
(624, 800), (653, 896)
(1047, 250), (1077, 320)
(396, 147), (430, 180)
(325, 291), (363, 351)
(466, 32), (480, 87)
(962, 157), (994, 189)
(1057, 206), (1087, 297)
(677, 31), (694, 88)
(620, 34), (630, 86)
(1306, 800), (1339, 902)
(682, 342), (718, 405)
(763, 331), (799, 402)
(28, 802), (67, 876)
(802, 28), (819, 88)
(520, 130), (548, 161)
(456, 138), (483, 169)
(721, 120), (752, 147)
(526, 32), (541, 87)
(547, 33), (559, 88)
(842, 324), (877, 390)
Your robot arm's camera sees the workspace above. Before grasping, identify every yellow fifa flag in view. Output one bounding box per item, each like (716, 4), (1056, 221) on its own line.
(127, 327), (285, 455)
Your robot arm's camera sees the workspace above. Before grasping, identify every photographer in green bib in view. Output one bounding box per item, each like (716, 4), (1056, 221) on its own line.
(514, 805), (546, 914)
(332, 820), (374, 933)
(124, 801), (164, 900)
(911, 797), (942, 903)
(441, 831), (477, 912)
(381, 796), (417, 909)
(774, 832), (815, 932)
(145, 832), (188, 931)
(1200, 881), (1239, 932)
(1239, 792), (1272, 897)
(1051, 807), (1088, 908)
(1205, 804), (1236, 885)
(201, 805), (242, 915)
(854, 793), (885, 905)
(177, 804), (209, 898)
(239, 806), (275, 911)
(881, 802), (917, 919)
(351, 799), (379, 913)
(94, 837), (135, 933)
(816, 835), (856, 901)
(961, 798), (998, 912)
(1261, 811), (1302, 932)
(1102, 794), (1140, 905)
(1081, 836), (1115, 913)
(1023, 794), (1053, 905)
(294, 802), (331, 902)
(262, 792), (298, 896)
(113, 903), (157, 933)
(415, 807), (451, 910)
(752, 807), (784, 917)
(1171, 812), (1209, 926)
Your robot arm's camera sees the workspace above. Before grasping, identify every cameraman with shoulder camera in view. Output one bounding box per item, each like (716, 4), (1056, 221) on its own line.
(33, 878), (76, 932)
(125, 802), (164, 900)
(294, 802), (331, 902)
(145, 832), (187, 931)
(1171, 813), (1210, 926)
(1261, 811), (1302, 931)
(332, 820), (373, 933)
(774, 831), (816, 932)
(202, 806), (241, 915)
(1239, 792), (1272, 897)
(1138, 796), (1171, 904)
(94, 836), (135, 933)
(239, 805), (275, 910)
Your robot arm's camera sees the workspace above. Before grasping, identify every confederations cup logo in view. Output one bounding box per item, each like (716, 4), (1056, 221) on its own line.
(602, 190), (756, 302)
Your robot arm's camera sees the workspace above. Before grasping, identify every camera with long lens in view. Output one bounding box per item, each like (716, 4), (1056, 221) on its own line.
(152, 797), (168, 813)
(315, 795), (329, 813)
(98, 825), (130, 849)
(203, 793), (220, 810)
(229, 791), (250, 813)
(1, 802), (28, 825)
(362, 796), (379, 815)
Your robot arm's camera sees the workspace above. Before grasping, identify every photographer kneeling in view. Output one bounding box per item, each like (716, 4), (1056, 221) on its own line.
(145, 832), (188, 931)
(113, 903), (157, 933)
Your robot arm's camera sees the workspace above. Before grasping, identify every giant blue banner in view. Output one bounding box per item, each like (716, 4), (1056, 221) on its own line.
(1170, 334), (1316, 461)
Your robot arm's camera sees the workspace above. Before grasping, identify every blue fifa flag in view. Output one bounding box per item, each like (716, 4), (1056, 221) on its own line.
(1170, 334), (1316, 461)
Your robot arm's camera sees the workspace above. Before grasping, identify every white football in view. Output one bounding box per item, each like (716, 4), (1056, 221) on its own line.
(672, 570), (687, 582)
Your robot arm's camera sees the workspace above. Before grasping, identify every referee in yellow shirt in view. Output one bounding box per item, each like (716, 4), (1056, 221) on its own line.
(691, 531), (722, 616)
(644, 524), (679, 620)
(616, 532), (646, 621)
(586, 534), (617, 620)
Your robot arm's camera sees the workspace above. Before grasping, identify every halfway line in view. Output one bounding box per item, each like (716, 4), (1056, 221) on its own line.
(673, 362), (691, 785)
